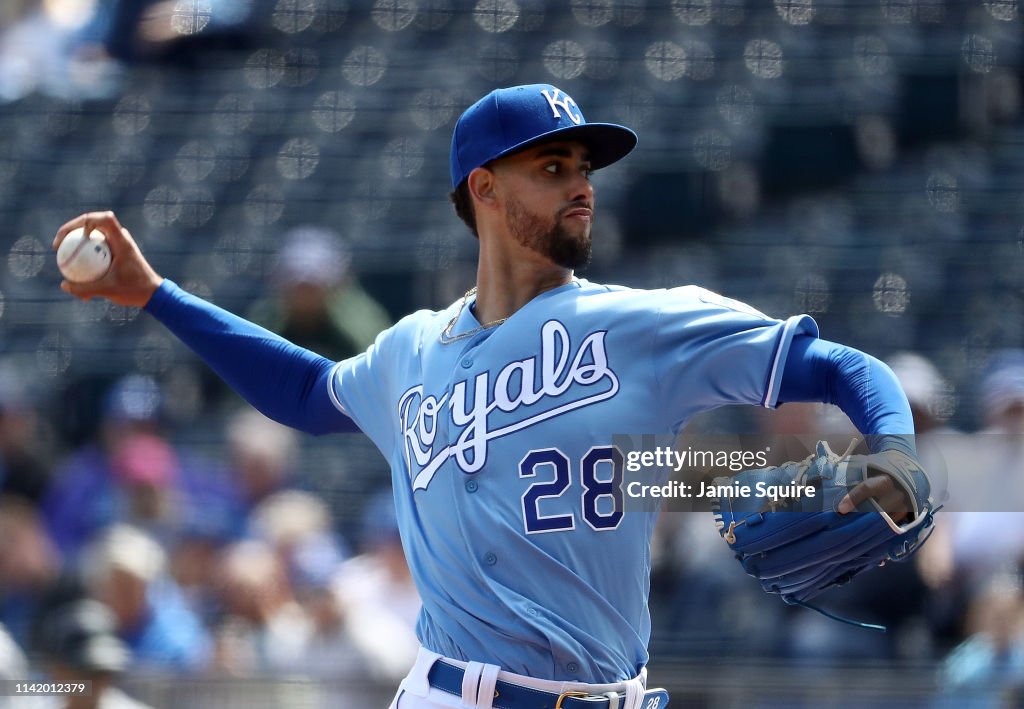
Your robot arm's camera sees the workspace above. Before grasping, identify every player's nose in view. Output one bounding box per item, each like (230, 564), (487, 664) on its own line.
(567, 169), (594, 205)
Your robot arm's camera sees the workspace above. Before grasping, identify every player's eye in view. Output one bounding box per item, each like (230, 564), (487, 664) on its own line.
(544, 163), (592, 178)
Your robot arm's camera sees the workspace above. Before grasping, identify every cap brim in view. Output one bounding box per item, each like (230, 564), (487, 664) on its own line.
(490, 123), (638, 172)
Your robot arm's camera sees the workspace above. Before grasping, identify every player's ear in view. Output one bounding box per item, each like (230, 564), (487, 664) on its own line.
(467, 167), (497, 207)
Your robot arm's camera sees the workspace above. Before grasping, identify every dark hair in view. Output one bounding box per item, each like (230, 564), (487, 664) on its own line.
(449, 180), (478, 238)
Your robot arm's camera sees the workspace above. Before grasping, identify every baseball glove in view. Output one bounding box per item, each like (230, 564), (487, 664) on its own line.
(711, 440), (936, 608)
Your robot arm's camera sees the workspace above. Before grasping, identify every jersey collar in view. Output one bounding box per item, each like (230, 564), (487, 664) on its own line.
(451, 278), (582, 338)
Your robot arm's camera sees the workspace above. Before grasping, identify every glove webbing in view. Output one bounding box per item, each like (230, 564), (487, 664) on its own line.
(721, 441), (848, 545)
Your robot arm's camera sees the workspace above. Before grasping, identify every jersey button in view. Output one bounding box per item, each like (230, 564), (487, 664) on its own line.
(465, 480), (478, 493)
(483, 552), (497, 566)
(566, 662), (579, 674)
(460, 358), (473, 368)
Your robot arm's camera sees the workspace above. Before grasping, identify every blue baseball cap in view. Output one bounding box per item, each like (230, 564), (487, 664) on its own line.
(450, 84), (637, 189)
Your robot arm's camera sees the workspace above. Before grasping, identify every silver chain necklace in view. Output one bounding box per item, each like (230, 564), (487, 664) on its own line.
(439, 287), (509, 344)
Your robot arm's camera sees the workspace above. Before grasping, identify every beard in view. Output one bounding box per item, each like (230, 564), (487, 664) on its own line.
(505, 195), (592, 270)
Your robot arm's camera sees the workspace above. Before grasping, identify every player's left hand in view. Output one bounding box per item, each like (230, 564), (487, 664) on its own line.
(712, 441), (936, 605)
(837, 449), (926, 527)
(838, 468), (912, 523)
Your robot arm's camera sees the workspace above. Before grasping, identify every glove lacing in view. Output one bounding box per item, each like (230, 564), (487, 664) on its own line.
(722, 440), (857, 545)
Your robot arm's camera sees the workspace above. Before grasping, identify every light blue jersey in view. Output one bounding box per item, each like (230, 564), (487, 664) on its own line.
(326, 278), (817, 683)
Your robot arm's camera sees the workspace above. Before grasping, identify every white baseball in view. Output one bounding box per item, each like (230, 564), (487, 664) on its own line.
(56, 227), (112, 283)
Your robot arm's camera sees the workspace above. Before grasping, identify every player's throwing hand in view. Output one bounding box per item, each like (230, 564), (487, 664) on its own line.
(53, 211), (163, 308)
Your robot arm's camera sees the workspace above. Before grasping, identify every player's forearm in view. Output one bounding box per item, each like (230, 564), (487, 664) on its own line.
(778, 336), (916, 456)
(144, 280), (357, 435)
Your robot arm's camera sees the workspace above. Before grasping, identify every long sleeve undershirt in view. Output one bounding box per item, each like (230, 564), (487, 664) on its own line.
(145, 280), (356, 435)
(145, 280), (915, 455)
(778, 335), (916, 456)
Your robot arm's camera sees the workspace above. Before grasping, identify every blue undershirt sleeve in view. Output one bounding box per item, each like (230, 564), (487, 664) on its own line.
(143, 279), (358, 435)
(778, 335), (915, 456)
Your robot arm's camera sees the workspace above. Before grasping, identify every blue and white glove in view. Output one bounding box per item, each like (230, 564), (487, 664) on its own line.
(712, 441), (937, 605)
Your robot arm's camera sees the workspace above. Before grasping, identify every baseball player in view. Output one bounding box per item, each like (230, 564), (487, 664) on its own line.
(55, 84), (926, 709)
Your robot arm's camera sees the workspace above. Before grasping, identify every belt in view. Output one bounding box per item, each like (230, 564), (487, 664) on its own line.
(427, 660), (670, 709)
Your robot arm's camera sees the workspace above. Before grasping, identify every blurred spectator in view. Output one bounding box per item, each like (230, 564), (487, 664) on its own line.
(887, 351), (958, 504)
(210, 539), (320, 676)
(0, 0), (35, 25)
(750, 400), (859, 463)
(80, 524), (210, 672)
(248, 226), (392, 362)
(332, 490), (420, 683)
(888, 352), (956, 437)
(166, 529), (225, 633)
(944, 352), (1024, 590)
(0, 359), (53, 504)
(0, 621), (30, 709)
(0, 0), (258, 102)
(249, 490), (347, 598)
(652, 508), (786, 658)
(109, 433), (180, 538)
(0, 495), (64, 649)
(248, 491), (364, 681)
(0, 0), (120, 101)
(44, 375), (167, 556)
(0, 621), (27, 676)
(34, 599), (154, 709)
(167, 409), (303, 627)
(936, 574), (1024, 708)
(42, 375), (229, 558)
(888, 353), (964, 648)
(225, 408), (299, 514)
(82, 0), (256, 65)
(978, 350), (1024, 435)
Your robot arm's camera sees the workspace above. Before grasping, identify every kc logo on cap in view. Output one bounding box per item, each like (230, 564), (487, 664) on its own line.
(540, 88), (582, 125)
(449, 84), (637, 189)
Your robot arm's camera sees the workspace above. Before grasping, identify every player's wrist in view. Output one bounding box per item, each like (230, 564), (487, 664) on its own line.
(864, 447), (932, 523)
(140, 277), (173, 313)
(138, 275), (165, 308)
(865, 433), (917, 458)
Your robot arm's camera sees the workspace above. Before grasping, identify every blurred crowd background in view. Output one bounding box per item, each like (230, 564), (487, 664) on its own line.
(0, 0), (1022, 706)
